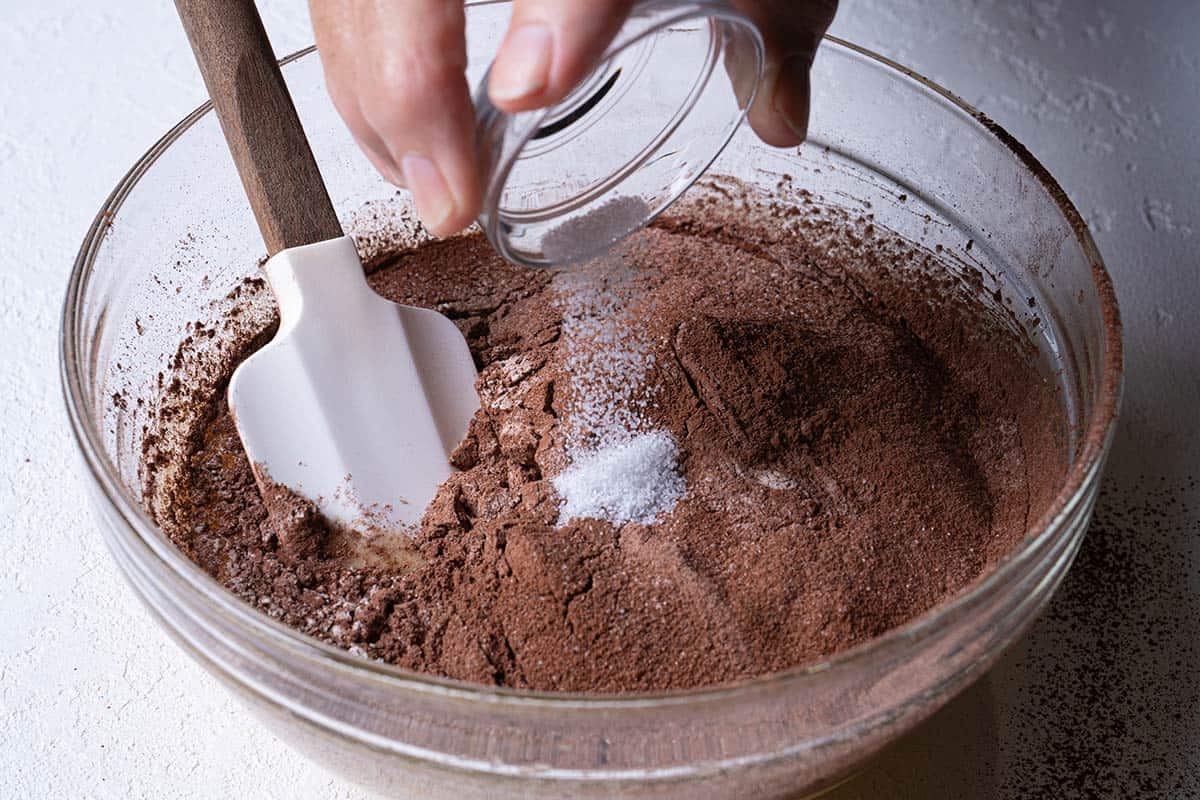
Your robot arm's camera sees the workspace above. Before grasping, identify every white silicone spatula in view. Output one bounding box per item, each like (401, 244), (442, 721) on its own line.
(175, 0), (478, 532)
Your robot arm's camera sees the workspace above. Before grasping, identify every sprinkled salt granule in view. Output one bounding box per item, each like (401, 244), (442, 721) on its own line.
(557, 263), (657, 447)
(542, 196), (650, 265)
(553, 430), (686, 526)
(549, 234), (689, 526)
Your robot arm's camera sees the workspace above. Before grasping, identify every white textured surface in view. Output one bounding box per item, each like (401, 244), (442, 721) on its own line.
(554, 431), (686, 526)
(0, 2), (1196, 797)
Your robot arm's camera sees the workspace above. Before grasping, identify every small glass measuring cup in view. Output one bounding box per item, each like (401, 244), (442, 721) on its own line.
(473, 0), (764, 267)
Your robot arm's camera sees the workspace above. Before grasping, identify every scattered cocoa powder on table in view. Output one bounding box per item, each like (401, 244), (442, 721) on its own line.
(149, 196), (1066, 693)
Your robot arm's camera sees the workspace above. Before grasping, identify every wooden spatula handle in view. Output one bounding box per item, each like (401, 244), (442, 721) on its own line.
(175, 0), (343, 255)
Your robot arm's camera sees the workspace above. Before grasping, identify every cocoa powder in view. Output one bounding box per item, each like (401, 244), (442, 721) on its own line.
(150, 199), (1065, 693)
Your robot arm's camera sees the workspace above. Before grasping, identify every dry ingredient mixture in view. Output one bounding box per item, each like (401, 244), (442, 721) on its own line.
(145, 189), (1066, 693)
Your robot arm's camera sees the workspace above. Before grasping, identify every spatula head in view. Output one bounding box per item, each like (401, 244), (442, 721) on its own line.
(228, 236), (479, 534)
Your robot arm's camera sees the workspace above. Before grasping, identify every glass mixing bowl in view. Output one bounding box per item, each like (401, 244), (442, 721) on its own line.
(61, 6), (1121, 797)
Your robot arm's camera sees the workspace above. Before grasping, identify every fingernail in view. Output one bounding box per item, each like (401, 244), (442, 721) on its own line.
(726, 37), (758, 110)
(489, 23), (553, 104)
(772, 55), (813, 141)
(384, 165), (406, 188)
(352, 135), (406, 187)
(401, 154), (456, 231)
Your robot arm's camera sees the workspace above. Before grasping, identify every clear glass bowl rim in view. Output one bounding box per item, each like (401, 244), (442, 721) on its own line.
(60, 32), (1123, 709)
(475, 0), (764, 267)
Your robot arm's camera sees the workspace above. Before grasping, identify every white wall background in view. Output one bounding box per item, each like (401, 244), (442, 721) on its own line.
(1, 1), (1195, 797)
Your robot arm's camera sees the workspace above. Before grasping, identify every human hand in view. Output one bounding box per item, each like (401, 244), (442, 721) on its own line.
(309, 0), (837, 236)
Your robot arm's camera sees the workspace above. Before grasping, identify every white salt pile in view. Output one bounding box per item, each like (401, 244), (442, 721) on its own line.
(552, 237), (688, 526)
(542, 196), (650, 265)
(552, 431), (686, 526)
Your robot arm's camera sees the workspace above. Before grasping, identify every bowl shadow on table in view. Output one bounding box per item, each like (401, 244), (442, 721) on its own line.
(817, 673), (1001, 798)
(822, 443), (1200, 798)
